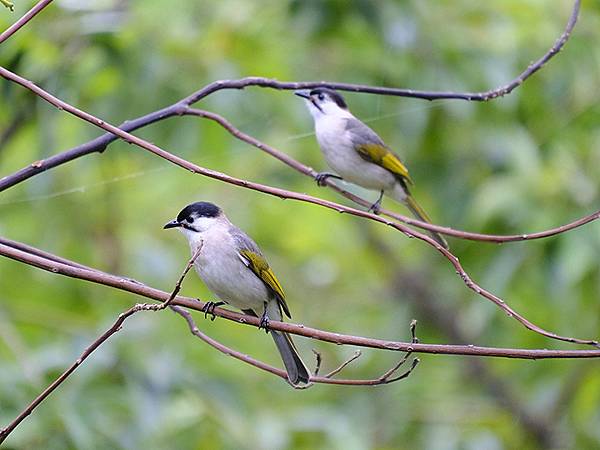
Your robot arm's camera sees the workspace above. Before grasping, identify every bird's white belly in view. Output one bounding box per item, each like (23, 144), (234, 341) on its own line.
(316, 124), (396, 192)
(192, 239), (267, 313)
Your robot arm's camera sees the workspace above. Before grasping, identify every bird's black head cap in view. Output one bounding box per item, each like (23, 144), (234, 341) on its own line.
(177, 201), (221, 222)
(309, 88), (348, 109)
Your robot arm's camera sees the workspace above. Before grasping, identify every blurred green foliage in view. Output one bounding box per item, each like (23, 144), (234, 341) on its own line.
(1, 1), (600, 449)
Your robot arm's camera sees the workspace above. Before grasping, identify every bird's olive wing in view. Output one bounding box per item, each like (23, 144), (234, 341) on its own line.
(345, 118), (413, 184)
(238, 249), (291, 319)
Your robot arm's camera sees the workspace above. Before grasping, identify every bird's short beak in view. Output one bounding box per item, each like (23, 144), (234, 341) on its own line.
(163, 219), (181, 229)
(294, 90), (311, 100)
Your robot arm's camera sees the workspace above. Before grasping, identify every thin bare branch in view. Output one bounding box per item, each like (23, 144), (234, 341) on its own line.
(158, 244), (202, 309)
(0, 302), (147, 444)
(323, 351), (362, 379)
(1, 239), (599, 357)
(169, 305), (288, 378)
(0, 236), (91, 270)
(179, 0), (581, 103)
(0, 0), (580, 94)
(377, 357), (420, 384)
(0, 0), (54, 44)
(5, 100), (597, 245)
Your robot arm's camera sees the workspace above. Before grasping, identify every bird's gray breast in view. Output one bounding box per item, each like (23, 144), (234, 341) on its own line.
(193, 228), (268, 312)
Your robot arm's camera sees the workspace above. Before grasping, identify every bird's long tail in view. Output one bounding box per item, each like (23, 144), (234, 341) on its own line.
(262, 299), (310, 387)
(390, 184), (448, 249)
(271, 330), (311, 387)
(404, 194), (449, 249)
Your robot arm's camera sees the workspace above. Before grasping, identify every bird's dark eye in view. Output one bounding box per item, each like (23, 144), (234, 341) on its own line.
(186, 217), (194, 223)
(317, 93), (325, 101)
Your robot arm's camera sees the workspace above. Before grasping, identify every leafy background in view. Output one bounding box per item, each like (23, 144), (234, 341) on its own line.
(1, 1), (599, 449)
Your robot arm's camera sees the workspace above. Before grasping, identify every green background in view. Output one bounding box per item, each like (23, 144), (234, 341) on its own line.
(1, 1), (599, 449)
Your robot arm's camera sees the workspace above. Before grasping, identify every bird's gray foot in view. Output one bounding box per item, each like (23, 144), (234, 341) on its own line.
(315, 172), (343, 187)
(202, 301), (225, 321)
(258, 311), (270, 333)
(368, 190), (385, 215)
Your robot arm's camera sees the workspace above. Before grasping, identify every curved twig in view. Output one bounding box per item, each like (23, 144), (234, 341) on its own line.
(323, 350), (362, 379)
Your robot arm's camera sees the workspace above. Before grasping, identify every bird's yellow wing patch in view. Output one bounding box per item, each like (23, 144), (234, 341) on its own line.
(239, 249), (291, 318)
(356, 143), (413, 185)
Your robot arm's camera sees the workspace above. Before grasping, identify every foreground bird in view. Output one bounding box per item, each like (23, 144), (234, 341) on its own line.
(295, 88), (448, 248)
(164, 201), (310, 386)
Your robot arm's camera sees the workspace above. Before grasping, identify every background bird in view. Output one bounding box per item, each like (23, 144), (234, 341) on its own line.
(295, 88), (448, 248)
(164, 201), (310, 386)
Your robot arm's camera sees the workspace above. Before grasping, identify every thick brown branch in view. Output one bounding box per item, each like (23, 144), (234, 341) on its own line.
(0, 0), (54, 44)
(1, 239), (599, 356)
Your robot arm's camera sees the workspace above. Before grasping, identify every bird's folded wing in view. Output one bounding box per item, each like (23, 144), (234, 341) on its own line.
(238, 249), (291, 318)
(345, 117), (413, 184)
(355, 143), (413, 185)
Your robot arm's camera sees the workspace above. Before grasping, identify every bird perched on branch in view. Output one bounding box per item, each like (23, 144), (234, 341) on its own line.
(295, 88), (448, 248)
(164, 201), (310, 386)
